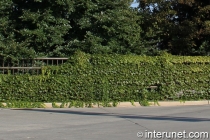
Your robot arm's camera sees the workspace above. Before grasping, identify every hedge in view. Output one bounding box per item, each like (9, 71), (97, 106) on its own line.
(0, 51), (210, 105)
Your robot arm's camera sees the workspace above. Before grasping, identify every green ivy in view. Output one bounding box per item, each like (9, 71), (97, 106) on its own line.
(0, 52), (209, 105)
(1, 102), (44, 108)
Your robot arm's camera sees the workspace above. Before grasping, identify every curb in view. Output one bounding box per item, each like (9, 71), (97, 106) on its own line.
(1, 101), (209, 108)
(43, 101), (209, 108)
(149, 101), (209, 106)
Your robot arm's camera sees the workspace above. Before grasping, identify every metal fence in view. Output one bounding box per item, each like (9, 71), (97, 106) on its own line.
(0, 58), (69, 75)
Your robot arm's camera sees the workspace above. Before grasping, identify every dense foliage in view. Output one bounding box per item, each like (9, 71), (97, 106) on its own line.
(139, 0), (210, 55)
(0, 52), (209, 105)
(0, 0), (144, 63)
(1, 0), (210, 63)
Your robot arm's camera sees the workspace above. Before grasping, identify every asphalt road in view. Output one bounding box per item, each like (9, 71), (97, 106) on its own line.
(0, 105), (210, 140)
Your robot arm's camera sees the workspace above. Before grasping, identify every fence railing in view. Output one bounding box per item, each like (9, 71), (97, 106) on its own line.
(0, 58), (69, 74)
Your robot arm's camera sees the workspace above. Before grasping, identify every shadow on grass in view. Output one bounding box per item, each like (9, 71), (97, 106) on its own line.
(11, 108), (210, 122)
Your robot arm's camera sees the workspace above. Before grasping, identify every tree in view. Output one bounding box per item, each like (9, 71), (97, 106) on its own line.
(138, 0), (210, 55)
(0, 0), (147, 61)
(0, 0), (35, 64)
(10, 0), (73, 57)
(66, 0), (145, 55)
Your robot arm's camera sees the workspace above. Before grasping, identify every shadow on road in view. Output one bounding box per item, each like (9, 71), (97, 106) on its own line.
(11, 108), (210, 122)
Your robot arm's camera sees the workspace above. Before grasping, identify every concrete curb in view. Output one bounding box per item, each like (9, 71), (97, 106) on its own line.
(43, 101), (209, 108)
(149, 101), (209, 106)
(1, 101), (209, 108)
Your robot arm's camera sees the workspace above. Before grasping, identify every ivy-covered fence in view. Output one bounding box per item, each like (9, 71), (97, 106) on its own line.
(0, 51), (210, 106)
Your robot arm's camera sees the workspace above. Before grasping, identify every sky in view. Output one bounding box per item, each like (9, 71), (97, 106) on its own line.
(131, 0), (139, 7)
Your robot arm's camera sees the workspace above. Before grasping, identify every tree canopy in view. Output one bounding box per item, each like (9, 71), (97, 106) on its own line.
(0, 0), (210, 63)
(0, 0), (145, 64)
(139, 0), (210, 55)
